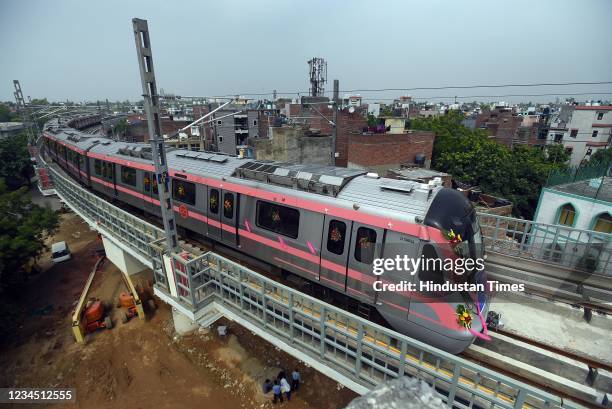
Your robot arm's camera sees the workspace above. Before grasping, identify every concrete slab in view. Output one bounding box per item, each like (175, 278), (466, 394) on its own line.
(490, 292), (612, 366)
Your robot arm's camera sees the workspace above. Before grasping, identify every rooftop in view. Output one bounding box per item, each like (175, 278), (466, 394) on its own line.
(0, 122), (24, 130)
(549, 176), (612, 203)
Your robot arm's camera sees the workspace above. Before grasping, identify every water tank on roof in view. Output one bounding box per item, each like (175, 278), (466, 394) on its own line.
(415, 154), (426, 167)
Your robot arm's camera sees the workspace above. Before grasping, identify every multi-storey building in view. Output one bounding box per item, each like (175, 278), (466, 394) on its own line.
(547, 105), (612, 166)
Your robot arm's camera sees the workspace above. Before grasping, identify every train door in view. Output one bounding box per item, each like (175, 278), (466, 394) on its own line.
(207, 187), (222, 241)
(220, 190), (238, 246)
(142, 171), (160, 215)
(320, 216), (353, 292)
(376, 231), (420, 320)
(346, 223), (384, 304)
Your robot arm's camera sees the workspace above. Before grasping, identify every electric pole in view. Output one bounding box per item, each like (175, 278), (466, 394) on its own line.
(132, 18), (180, 254)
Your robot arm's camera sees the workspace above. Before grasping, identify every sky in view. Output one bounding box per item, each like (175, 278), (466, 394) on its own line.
(1, 0), (612, 104)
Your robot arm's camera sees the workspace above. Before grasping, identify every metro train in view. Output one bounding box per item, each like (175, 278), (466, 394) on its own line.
(42, 119), (488, 353)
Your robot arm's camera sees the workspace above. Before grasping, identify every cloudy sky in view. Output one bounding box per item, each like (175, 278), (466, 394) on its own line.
(2, 0), (612, 103)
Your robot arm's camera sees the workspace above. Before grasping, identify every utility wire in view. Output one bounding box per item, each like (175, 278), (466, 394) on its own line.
(203, 81), (612, 98)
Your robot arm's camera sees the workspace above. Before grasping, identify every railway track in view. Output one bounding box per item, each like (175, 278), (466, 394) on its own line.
(486, 252), (612, 316)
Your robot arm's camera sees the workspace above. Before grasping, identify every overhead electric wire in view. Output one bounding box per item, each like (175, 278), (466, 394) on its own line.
(202, 80), (612, 99)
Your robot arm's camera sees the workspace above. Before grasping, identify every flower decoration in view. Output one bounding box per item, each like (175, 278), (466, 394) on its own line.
(330, 227), (342, 242)
(456, 304), (472, 329)
(178, 185), (186, 197)
(445, 229), (462, 244)
(271, 210), (281, 223)
(358, 236), (372, 249)
(210, 195), (218, 208)
(144, 176), (150, 186)
(224, 199), (232, 211)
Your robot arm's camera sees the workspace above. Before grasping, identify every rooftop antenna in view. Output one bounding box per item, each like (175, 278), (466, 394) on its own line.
(307, 57), (327, 97)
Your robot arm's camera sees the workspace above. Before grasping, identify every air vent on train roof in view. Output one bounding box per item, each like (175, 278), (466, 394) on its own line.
(176, 151), (228, 163)
(380, 180), (417, 194)
(233, 160), (366, 197)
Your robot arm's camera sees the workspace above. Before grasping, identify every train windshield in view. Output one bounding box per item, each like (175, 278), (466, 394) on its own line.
(424, 188), (484, 265)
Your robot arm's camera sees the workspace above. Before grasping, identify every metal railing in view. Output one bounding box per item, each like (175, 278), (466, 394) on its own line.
(41, 156), (583, 408)
(163, 250), (574, 409)
(46, 159), (164, 273)
(478, 212), (612, 276)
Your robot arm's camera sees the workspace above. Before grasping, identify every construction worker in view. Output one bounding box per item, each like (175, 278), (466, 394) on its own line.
(280, 376), (291, 401)
(291, 369), (301, 391)
(272, 380), (283, 404)
(262, 378), (272, 394)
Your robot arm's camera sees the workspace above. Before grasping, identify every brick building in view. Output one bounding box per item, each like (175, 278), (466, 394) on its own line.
(345, 130), (435, 175)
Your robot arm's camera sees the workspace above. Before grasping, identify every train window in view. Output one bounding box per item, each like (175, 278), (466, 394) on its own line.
(143, 172), (151, 192)
(223, 193), (234, 219)
(354, 227), (376, 264)
(94, 159), (102, 176)
(172, 179), (196, 205)
(144, 172), (159, 194)
(209, 189), (219, 214)
(256, 201), (300, 239)
(418, 244), (446, 287)
(121, 166), (137, 186)
(326, 220), (346, 255)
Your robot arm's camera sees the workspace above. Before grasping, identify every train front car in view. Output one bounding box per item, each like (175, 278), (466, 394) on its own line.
(376, 187), (489, 354)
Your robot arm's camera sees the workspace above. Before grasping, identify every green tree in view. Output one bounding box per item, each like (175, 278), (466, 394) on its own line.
(410, 112), (569, 219)
(0, 104), (20, 122)
(30, 98), (49, 106)
(0, 133), (33, 189)
(0, 179), (59, 286)
(589, 147), (612, 165)
(113, 118), (128, 137)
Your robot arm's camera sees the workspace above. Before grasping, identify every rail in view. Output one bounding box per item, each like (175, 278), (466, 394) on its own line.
(478, 212), (612, 276)
(40, 157), (581, 408)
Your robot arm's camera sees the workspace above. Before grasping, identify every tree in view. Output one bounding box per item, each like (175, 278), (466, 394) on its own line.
(30, 98), (49, 106)
(410, 112), (569, 219)
(589, 147), (612, 165)
(0, 132), (33, 189)
(0, 179), (59, 286)
(0, 104), (20, 122)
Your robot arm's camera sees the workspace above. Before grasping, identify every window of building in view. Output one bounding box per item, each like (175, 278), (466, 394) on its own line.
(557, 203), (576, 226)
(209, 189), (219, 214)
(554, 133), (563, 142)
(592, 213), (612, 234)
(354, 227), (377, 264)
(592, 130), (599, 138)
(256, 201), (300, 239)
(570, 129), (578, 138)
(217, 120), (222, 125)
(597, 112), (604, 120)
(218, 136), (224, 142)
(223, 193), (234, 219)
(94, 159), (102, 175)
(253, 119), (258, 126)
(172, 179), (196, 205)
(120, 166), (136, 186)
(326, 220), (346, 255)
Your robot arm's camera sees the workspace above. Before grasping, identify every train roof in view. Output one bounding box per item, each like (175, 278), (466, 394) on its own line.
(45, 124), (443, 222)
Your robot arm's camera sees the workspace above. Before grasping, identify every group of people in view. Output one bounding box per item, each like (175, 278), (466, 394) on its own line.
(262, 369), (301, 404)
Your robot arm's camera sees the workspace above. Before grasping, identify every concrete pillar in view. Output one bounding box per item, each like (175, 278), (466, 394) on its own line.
(172, 308), (198, 335)
(102, 236), (147, 276)
(162, 253), (178, 297)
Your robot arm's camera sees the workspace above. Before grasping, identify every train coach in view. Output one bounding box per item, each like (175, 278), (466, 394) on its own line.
(43, 123), (488, 353)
